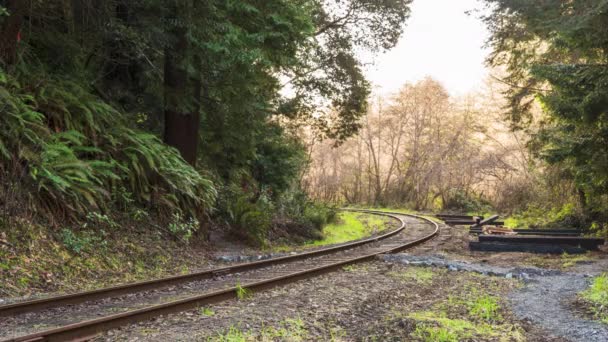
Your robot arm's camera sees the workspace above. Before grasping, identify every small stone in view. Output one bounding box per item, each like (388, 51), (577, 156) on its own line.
(448, 265), (458, 272)
(506, 273), (513, 279)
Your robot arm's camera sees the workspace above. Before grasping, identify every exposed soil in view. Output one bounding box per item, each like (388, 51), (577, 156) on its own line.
(97, 262), (533, 341)
(389, 221), (608, 342)
(0, 212), (406, 340)
(4, 213), (608, 341)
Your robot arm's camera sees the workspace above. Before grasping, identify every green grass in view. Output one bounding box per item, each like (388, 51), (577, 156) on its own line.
(235, 282), (251, 300)
(365, 207), (443, 224)
(199, 307), (215, 317)
(305, 212), (389, 247)
(210, 318), (308, 341)
(468, 295), (502, 322)
(386, 275), (524, 342)
(561, 252), (590, 268)
(388, 267), (436, 285)
(580, 274), (608, 323)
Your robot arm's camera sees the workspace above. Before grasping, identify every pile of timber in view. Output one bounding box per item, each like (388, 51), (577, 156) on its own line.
(470, 235), (605, 254)
(435, 214), (495, 226)
(470, 227), (583, 236)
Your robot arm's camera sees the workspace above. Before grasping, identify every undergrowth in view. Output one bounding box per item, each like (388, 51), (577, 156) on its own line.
(0, 67), (216, 222)
(580, 274), (608, 324)
(0, 215), (208, 297)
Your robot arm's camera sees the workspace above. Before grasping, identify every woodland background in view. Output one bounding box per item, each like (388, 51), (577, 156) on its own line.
(0, 0), (607, 293)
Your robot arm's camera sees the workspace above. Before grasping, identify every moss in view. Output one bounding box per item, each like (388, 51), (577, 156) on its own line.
(0, 217), (206, 297)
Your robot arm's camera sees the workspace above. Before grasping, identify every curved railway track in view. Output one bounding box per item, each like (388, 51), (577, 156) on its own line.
(0, 209), (439, 342)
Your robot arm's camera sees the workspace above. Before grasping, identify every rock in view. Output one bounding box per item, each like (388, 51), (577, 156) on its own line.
(506, 273), (513, 279)
(448, 265), (459, 272)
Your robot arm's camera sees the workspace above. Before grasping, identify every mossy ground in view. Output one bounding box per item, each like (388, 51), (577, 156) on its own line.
(182, 265), (526, 342)
(0, 216), (210, 298)
(305, 212), (392, 247)
(0, 211), (395, 298)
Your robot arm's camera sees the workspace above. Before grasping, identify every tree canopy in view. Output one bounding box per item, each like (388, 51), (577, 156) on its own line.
(482, 0), (608, 218)
(0, 0), (412, 241)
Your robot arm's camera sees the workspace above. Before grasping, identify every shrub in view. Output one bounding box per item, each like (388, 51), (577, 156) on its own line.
(60, 228), (105, 255)
(443, 189), (491, 213)
(167, 212), (200, 242)
(218, 183), (274, 245)
(302, 203), (337, 230)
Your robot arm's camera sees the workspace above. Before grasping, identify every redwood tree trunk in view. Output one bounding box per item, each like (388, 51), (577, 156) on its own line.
(0, 0), (26, 65)
(163, 20), (200, 166)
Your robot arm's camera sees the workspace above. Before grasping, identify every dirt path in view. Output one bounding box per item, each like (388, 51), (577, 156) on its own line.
(509, 274), (607, 342)
(386, 253), (608, 342)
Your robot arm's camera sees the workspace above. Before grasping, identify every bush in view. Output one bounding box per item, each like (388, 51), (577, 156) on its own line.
(443, 189), (491, 213)
(60, 229), (106, 255)
(217, 183), (274, 246)
(303, 203), (337, 230)
(167, 212), (200, 242)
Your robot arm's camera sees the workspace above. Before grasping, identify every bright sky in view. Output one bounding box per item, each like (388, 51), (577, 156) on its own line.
(365, 0), (490, 96)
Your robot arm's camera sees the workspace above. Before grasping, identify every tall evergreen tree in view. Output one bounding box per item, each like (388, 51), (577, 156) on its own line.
(483, 0), (608, 217)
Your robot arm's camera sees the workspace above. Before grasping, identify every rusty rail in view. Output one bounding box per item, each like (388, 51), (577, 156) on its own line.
(2, 210), (439, 342)
(0, 210), (404, 317)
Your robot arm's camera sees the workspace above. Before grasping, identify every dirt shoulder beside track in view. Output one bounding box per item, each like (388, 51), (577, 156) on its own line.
(96, 216), (581, 341)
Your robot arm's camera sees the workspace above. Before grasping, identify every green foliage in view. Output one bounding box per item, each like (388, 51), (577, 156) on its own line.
(483, 0), (608, 223)
(468, 295), (502, 322)
(443, 189), (492, 213)
(235, 282), (252, 300)
(167, 212), (200, 242)
(580, 273), (608, 324)
(219, 184), (274, 245)
(302, 203), (337, 230)
(0, 0), (412, 245)
(0, 67), (216, 221)
(60, 229), (105, 255)
(504, 203), (584, 229)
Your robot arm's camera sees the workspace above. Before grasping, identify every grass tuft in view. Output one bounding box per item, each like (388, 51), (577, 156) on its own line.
(235, 282), (252, 301)
(388, 267), (435, 285)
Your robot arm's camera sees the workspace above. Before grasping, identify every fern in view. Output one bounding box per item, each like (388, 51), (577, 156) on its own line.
(0, 66), (217, 221)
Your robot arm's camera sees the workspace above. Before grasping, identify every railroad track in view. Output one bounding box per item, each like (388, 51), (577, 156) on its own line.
(0, 209), (439, 342)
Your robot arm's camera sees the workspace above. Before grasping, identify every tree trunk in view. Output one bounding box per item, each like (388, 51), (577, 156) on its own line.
(163, 16), (200, 166)
(0, 0), (26, 65)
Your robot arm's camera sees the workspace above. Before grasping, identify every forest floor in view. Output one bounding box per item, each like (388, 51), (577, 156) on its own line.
(0, 212), (396, 301)
(3, 213), (607, 341)
(92, 214), (608, 341)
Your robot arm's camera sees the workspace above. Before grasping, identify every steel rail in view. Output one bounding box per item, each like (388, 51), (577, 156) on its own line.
(0, 210), (404, 317)
(4, 210), (439, 342)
